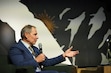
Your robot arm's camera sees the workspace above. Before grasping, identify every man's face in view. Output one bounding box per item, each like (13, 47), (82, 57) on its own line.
(25, 27), (38, 45)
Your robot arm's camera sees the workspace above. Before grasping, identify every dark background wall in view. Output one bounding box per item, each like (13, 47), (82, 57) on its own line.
(0, 0), (111, 67)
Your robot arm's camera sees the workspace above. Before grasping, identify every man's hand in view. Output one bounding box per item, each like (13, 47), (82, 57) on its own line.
(63, 46), (79, 57)
(35, 53), (46, 63)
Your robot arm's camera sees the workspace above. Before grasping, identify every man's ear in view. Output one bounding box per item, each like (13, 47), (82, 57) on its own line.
(24, 32), (29, 39)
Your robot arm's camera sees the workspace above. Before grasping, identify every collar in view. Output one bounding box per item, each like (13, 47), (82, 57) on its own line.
(21, 40), (30, 49)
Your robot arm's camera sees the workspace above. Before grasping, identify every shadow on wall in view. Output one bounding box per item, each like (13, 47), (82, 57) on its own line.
(0, 20), (16, 55)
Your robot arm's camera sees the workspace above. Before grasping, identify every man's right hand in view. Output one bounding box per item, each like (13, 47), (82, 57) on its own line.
(35, 53), (46, 63)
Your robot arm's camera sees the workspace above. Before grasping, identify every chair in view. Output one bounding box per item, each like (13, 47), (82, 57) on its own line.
(0, 54), (77, 73)
(0, 55), (15, 73)
(43, 65), (77, 73)
(0, 55), (35, 73)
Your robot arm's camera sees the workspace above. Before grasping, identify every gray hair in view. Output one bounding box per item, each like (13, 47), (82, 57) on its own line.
(21, 25), (36, 39)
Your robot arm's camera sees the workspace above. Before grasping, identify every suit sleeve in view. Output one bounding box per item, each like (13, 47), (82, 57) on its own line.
(42, 54), (66, 67)
(32, 46), (66, 67)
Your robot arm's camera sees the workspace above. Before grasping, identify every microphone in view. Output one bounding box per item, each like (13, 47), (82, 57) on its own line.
(38, 43), (42, 53)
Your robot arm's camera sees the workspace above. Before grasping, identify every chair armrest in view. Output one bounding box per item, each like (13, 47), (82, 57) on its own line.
(0, 64), (16, 73)
(43, 65), (77, 73)
(15, 66), (35, 73)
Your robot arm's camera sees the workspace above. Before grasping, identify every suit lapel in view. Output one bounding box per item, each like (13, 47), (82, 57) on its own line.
(18, 40), (34, 57)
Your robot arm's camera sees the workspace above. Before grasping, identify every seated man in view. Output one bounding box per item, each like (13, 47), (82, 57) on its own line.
(9, 25), (79, 73)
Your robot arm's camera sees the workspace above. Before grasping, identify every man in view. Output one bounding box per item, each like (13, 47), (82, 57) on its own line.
(9, 25), (79, 73)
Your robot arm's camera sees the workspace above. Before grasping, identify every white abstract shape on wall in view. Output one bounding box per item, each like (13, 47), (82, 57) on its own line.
(65, 12), (85, 47)
(88, 7), (106, 39)
(98, 29), (111, 49)
(59, 8), (71, 20)
(101, 53), (109, 65)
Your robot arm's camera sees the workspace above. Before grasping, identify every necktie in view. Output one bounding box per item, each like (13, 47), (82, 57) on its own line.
(29, 46), (42, 72)
(29, 46), (36, 56)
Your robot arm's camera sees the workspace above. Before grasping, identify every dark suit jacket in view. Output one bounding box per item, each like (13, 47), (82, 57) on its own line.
(9, 39), (65, 69)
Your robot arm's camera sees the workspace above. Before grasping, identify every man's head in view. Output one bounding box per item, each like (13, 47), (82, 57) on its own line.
(21, 25), (38, 45)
